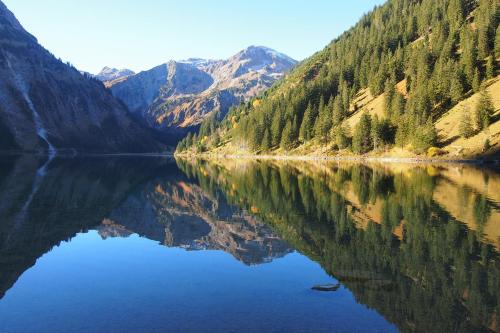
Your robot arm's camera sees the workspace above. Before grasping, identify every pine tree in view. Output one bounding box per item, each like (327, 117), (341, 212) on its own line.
(352, 113), (373, 154)
(261, 129), (271, 151)
(371, 115), (382, 151)
(459, 108), (474, 138)
(395, 120), (410, 148)
(292, 115), (300, 144)
(314, 97), (332, 144)
(384, 79), (396, 119)
(249, 123), (263, 151)
(450, 72), (465, 104)
(447, 0), (464, 31)
(334, 123), (350, 150)
(460, 29), (478, 87)
(271, 111), (284, 147)
(332, 95), (345, 126)
(299, 103), (316, 143)
(372, 117), (393, 149)
(485, 56), (494, 80)
(476, 0), (494, 59)
(391, 93), (405, 121)
(411, 117), (437, 153)
(495, 25), (500, 58)
(281, 120), (295, 150)
(472, 68), (481, 93)
(475, 86), (494, 131)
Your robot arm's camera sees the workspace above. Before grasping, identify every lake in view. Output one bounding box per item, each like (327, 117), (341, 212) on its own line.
(0, 155), (498, 333)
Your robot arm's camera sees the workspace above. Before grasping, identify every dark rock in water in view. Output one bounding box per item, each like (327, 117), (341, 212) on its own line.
(312, 283), (341, 292)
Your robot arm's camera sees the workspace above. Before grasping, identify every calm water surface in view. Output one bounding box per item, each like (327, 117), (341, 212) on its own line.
(0, 155), (498, 333)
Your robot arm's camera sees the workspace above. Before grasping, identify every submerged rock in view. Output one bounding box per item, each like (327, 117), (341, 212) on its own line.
(312, 283), (341, 292)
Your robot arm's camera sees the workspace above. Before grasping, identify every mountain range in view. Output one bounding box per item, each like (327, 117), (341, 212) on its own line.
(103, 46), (296, 142)
(0, 1), (161, 153)
(0, 0), (296, 152)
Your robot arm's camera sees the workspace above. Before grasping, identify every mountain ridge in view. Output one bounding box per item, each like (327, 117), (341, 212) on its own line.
(106, 46), (297, 143)
(0, 0), (162, 153)
(96, 66), (135, 83)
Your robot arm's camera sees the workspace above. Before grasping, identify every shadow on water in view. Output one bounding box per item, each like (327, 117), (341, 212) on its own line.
(0, 154), (499, 333)
(0, 154), (173, 298)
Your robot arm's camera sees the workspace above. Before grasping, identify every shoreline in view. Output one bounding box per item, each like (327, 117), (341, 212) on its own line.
(1, 151), (498, 165)
(175, 153), (500, 165)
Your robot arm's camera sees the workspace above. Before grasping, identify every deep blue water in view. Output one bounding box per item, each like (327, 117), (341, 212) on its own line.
(0, 231), (396, 333)
(0, 155), (498, 332)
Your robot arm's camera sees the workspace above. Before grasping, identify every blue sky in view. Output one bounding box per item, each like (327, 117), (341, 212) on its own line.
(4, 0), (385, 74)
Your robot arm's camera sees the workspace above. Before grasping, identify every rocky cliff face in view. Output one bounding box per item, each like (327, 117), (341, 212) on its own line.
(108, 46), (297, 138)
(0, 1), (161, 153)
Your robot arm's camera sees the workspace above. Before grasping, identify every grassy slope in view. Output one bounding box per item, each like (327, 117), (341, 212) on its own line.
(339, 75), (500, 159)
(435, 76), (500, 157)
(195, 74), (500, 160)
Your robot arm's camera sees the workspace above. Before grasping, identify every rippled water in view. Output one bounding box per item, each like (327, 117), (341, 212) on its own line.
(0, 155), (498, 333)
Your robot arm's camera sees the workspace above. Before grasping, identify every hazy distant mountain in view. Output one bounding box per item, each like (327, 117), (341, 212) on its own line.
(0, 1), (161, 153)
(95, 66), (135, 86)
(108, 46), (297, 139)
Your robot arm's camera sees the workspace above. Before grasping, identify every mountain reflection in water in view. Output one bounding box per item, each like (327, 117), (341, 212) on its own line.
(0, 155), (498, 333)
(176, 158), (500, 333)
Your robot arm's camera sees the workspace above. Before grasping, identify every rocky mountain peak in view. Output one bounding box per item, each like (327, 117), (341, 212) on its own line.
(241, 45), (296, 63)
(217, 45), (297, 81)
(107, 46), (297, 138)
(96, 66), (135, 82)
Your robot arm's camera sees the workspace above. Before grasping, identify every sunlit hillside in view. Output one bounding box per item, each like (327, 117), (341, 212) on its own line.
(178, 0), (500, 160)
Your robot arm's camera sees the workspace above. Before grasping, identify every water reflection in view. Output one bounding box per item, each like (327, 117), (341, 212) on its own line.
(0, 155), (167, 299)
(177, 158), (500, 333)
(101, 167), (291, 264)
(0, 155), (291, 300)
(0, 155), (498, 333)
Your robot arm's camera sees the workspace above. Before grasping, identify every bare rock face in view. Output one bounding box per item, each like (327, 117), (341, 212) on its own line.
(108, 46), (297, 138)
(0, 1), (161, 153)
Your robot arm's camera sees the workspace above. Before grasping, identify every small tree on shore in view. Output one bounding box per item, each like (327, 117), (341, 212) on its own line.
(352, 113), (373, 154)
(333, 123), (350, 150)
(411, 117), (437, 153)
